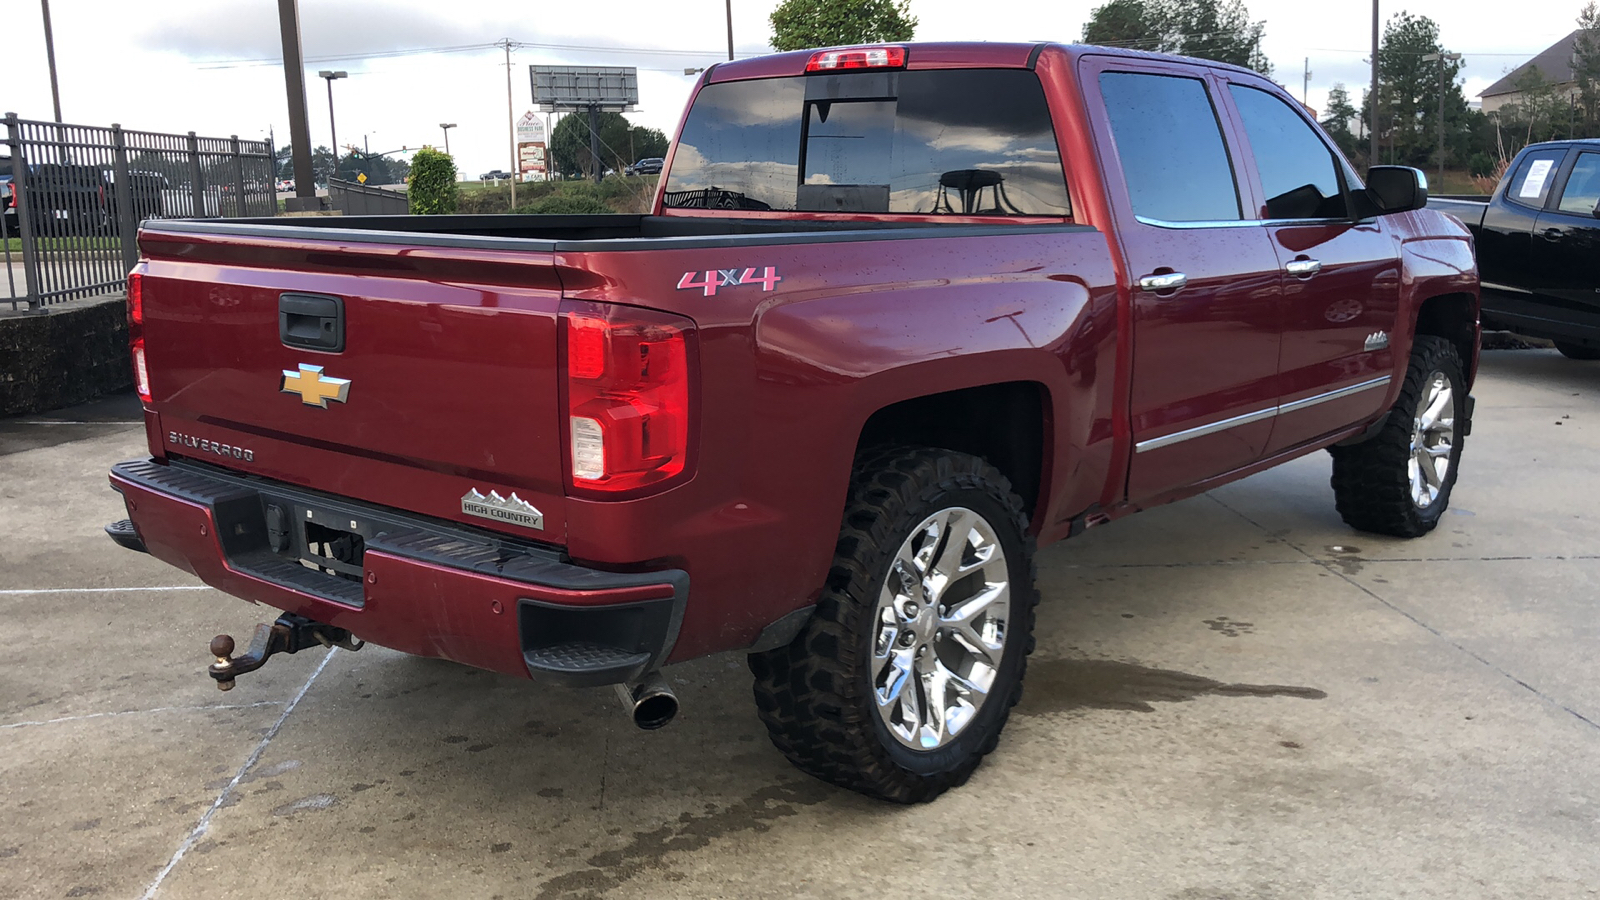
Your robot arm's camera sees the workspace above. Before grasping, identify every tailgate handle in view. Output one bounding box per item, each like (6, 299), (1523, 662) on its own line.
(279, 293), (344, 353)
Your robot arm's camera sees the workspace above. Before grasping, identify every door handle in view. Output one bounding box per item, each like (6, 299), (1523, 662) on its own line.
(1285, 258), (1322, 278)
(1540, 228), (1563, 241)
(1138, 272), (1188, 293)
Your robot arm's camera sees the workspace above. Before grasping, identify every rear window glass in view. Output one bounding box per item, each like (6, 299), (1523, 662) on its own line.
(663, 69), (1071, 216)
(1099, 72), (1241, 223)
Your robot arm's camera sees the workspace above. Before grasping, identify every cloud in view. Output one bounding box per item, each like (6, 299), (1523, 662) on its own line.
(135, 0), (488, 61)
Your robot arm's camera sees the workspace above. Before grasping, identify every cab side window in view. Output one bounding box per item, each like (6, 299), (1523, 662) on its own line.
(1099, 72), (1242, 223)
(1506, 148), (1567, 209)
(1227, 85), (1347, 220)
(1556, 152), (1600, 217)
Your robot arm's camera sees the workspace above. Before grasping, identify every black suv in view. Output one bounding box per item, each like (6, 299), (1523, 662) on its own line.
(628, 157), (664, 176)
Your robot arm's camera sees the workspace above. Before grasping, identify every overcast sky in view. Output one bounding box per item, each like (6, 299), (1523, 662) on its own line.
(4, 0), (1590, 177)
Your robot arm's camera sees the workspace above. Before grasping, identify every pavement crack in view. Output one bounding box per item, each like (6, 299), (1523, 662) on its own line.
(139, 648), (338, 900)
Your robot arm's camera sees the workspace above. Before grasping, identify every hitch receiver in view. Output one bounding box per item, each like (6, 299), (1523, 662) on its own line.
(208, 614), (362, 691)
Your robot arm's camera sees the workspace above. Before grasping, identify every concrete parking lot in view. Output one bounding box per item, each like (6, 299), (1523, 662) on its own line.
(2, 349), (1597, 900)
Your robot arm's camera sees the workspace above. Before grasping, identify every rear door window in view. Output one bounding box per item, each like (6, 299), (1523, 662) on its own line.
(1556, 152), (1600, 217)
(664, 69), (1071, 216)
(1098, 72), (1241, 223)
(1506, 148), (1567, 209)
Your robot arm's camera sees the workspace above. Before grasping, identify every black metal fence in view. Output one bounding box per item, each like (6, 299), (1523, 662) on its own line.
(328, 177), (410, 215)
(2, 113), (276, 312)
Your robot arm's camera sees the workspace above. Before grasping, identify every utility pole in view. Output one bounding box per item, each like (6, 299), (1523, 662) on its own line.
(1422, 51), (1461, 185)
(726, 0), (735, 61)
(40, 0), (63, 121)
(277, 0), (319, 211)
(502, 39), (517, 209)
(1303, 58), (1312, 105)
(1370, 0), (1380, 168)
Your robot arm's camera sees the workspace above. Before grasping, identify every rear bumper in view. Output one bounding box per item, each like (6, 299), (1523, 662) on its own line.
(108, 458), (688, 687)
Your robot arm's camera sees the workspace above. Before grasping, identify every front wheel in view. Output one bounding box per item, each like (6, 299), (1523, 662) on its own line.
(1330, 335), (1467, 537)
(749, 447), (1038, 803)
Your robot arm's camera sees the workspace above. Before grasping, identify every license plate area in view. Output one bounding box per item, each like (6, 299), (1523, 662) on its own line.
(269, 502), (383, 580)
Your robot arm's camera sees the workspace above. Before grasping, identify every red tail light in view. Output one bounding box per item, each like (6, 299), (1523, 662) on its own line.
(561, 302), (694, 496)
(127, 270), (150, 403)
(805, 46), (907, 72)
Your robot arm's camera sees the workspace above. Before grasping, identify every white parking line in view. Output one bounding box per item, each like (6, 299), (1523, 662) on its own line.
(141, 648), (338, 900)
(1, 702), (282, 730)
(0, 586), (212, 596)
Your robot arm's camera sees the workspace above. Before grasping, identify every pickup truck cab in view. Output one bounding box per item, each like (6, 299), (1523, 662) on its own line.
(1430, 139), (1600, 359)
(107, 42), (1479, 803)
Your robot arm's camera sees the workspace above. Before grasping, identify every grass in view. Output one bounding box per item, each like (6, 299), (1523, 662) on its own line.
(2, 235), (127, 253)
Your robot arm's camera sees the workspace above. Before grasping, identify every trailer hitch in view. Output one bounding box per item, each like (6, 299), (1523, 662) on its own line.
(208, 614), (363, 691)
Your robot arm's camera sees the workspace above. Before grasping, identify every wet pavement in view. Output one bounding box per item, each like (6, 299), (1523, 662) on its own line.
(2, 349), (1597, 899)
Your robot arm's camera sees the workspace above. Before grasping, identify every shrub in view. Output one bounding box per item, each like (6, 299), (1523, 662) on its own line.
(408, 148), (459, 215)
(517, 194), (614, 215)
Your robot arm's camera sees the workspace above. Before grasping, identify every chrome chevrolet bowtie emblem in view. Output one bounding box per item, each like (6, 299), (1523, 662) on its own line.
(280, 364), (351, 408)
(462, 489), (545, 530)
(1364, 331), (1390, 351)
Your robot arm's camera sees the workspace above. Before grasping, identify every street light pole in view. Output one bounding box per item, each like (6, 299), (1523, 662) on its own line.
(439, 123), (456, 157)
(40, 0), (63, 122)
(319, 70), (347, 181)
(725, 0), (734, 61)
(1422, 51), (1462, 186)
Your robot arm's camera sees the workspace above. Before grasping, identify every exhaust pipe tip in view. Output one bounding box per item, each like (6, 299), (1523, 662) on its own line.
(614, 672), (679, 730)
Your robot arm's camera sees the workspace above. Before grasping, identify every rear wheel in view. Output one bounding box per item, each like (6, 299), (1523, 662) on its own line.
(1554, 341), (1600, 361)
(1330, 335), (1466, 537)
(749, 447), (1038, 803)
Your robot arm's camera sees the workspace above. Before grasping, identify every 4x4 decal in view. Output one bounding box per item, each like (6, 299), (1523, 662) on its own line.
(677, 266), (783, 296)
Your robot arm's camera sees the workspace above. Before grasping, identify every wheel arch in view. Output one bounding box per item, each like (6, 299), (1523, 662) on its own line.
(1413, 292), (1479, 383)
(855, 381), (1049, 529)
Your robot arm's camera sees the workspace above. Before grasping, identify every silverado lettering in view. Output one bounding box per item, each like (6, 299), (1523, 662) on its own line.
(167, 432), (254, 461)
(108, 41), (1479, 804)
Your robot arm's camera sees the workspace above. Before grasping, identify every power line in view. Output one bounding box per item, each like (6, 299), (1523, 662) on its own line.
(194, 39), (762, 70)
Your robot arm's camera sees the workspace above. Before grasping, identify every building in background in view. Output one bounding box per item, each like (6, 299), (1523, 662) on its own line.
(1480, 30), (1583, 114)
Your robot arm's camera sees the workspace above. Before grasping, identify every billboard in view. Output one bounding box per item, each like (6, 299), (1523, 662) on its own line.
(530, 65), (638, 112)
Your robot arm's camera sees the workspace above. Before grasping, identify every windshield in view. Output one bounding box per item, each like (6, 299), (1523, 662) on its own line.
(663, 69), (1071, 217)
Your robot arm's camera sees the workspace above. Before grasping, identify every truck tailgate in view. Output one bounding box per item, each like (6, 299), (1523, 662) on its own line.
(137, 227), (569, 541)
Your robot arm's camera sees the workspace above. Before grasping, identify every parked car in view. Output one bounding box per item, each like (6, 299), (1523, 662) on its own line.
(0, 173), (14, 237)
(276, 178), (295, 192)
(18, 163), (110, 235)
(628, 157), (664, 176)
(1430, 139), (1600, 359)
(101, 170), (169, 223)
(479, 169), (512, 182)
(107, 41), (1478, 804)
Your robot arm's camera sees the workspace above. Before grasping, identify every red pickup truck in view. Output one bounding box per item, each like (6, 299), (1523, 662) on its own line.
(106, 42), (1479, 802)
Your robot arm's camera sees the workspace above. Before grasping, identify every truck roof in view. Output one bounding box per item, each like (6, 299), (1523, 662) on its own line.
(706, 41), (1266, 83)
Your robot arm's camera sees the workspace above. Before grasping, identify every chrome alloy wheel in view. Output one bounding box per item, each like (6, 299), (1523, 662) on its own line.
(1408, 371), (1456, 509)
(871, 506), (1011, 751)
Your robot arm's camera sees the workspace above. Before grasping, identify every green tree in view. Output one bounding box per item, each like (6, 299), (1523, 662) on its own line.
(1082, 0), (1157, 48)
(550, 113), (666, 179)
(408, 147), (458, 215)
(1320, 83), (1361, 161)
(768, 0), (916, 52)
(1081, 0), (1270, 75)
(1359, 13), (1467, 168)
(1576, 1), (1600, 135)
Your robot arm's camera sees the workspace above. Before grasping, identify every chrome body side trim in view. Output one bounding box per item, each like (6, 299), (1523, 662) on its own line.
(1135, 376), (1393, 454)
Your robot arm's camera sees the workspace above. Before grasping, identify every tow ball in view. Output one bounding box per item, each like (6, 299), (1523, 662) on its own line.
(208, 614), (363, 691)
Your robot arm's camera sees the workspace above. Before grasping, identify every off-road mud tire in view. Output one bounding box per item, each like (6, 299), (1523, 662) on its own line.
(1330, 335), (1466, 537)
(748, 447), (1039, 803)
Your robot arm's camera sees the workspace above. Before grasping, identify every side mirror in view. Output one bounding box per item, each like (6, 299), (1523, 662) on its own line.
(1365, 166), (1429, 214)
(1592, 199), (1600, 220)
